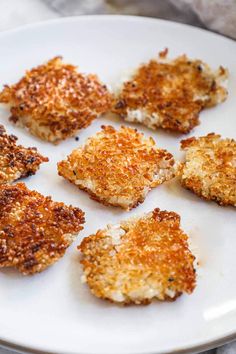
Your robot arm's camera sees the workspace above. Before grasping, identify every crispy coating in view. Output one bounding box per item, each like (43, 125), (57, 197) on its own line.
(0, 183), (85, 274)
(79, 208), (196, 305)
(0, 57), (112, 143)
(58, 125), (177, 210)
(180, 133), (236, 207)
(113, 49), (228, 133)
(0, 125), (48, 184)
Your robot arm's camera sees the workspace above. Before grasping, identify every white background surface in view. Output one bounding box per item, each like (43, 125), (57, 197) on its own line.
(0, 2), (235, 354)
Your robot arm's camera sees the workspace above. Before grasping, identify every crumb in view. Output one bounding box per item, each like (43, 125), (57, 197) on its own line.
(0, 183), (85, 274)
(0, 57), (112, 143)
(0, 124), (48, 184)
(79, 208), (196, 304)
(113, 49), (228, 133)
(180, 133), (236, 206)
(57, 125), (177, 210)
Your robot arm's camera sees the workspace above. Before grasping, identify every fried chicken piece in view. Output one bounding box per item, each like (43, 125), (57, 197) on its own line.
(0, 125), (48, 184)
(0, 183), (85, 274)
(113, 49), (228, 133)
(180, 133), (236, 206)
(58, 125), (177, 210)
(0, 57), (112, 143)
(79, 208), (196, 304)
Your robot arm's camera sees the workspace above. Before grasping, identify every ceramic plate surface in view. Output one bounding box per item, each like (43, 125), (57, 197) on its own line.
(0, 15), (236, 354)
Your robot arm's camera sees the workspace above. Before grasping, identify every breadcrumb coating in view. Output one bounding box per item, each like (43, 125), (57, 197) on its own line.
(0, 57), (112, 143)
(113, 49), (228, 133)
(0, 125), (48, 184)
(180, 133), (236, 207)
(0, 183), (85, 274)
(58, 125), (177, 210)
(79, 208), (196, 305)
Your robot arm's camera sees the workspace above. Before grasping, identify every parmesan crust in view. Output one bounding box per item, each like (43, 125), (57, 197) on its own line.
(79, 208), (196, 304)
(113, 49), (228, 133)
(180, 133), (236, 207)
(0, 57), (112, 143)
(0, 124), (48, 184)
(58, 125), (177, 210)
(0, 183), (85, 274)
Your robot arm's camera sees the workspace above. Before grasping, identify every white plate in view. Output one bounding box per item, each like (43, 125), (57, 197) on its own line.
(0, 15), (236, 354)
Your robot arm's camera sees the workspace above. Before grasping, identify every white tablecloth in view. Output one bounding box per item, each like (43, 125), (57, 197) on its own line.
(0, 1), (235, 353)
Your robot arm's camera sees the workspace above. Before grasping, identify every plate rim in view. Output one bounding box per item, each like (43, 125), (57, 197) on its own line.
(0, 13), (235, 45)
(0, 14), (235, 354)
(0, 326), (236, 354)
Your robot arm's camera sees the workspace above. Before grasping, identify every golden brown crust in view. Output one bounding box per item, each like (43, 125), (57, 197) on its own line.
(58, 125), (177, 210)
(0, 57), (112, 143)
(0, 124), (48, 184)
(180, 133), (236, 206)
(79, 208), (196, 305)
(113, 49), (228, 133)
(0, 183), (85, 274)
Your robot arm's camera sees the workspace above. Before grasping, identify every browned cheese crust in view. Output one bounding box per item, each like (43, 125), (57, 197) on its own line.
(57, 125), (177, 210)
(180, 133), (236, 206)
(79, 208), (196, 305)
(113, 49), (228, 133)
(0, 57), (112, 143)
(0, 183), (85, 274)
(0, 125), (48, 184)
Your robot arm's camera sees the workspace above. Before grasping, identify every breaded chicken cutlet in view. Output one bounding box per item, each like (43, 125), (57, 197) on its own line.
(180, 133), (236, 207)
(79, 208), (196, 305)
(113, 49), (228, 133)
(57, 125), (177, 210)
(0, 125), (48, 184)
(0, 57), (112, 143)
(0, 183), (85, 274)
